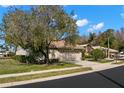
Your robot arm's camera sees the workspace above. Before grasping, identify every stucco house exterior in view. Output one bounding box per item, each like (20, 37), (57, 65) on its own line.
(76, 44), (118, 59)
(93, 46), (118, 58)
(16, 41), (83, 62)
(49, 48), (82, 62)
(16, 46), (29, 56)
(0, 49), (10, 57)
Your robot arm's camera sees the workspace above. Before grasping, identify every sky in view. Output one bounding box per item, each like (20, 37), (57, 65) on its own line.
(64, 5), (124, 35)
(0, 5), (124, 44)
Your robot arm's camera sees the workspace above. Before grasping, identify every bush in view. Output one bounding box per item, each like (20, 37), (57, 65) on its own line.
(12, 55), (38, 64)
(85, 54), (92, 58)
(12, 55), (59, 64)
(49, 59), (59, 64)
(12, 55), (27, 63)
(91, 49), (105, 61)
(8, 52), (15, 57)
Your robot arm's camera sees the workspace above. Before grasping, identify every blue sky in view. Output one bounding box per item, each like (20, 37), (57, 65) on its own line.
(0, 5), (124, 44)
(64, 5), (124, 35)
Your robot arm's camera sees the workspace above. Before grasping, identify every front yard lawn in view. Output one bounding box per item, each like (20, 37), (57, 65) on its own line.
(0, 59), (81, 75)
(0, 67), (92, 84)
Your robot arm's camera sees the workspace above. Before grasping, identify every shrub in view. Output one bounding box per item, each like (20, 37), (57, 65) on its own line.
(91, 49), (105, 61)
(85, 54), (92, 58)
(49, 59), (59, 64)
(12, 55), (59, 64)
(12, 55), (27, 63)
(8, 52), (15, 57)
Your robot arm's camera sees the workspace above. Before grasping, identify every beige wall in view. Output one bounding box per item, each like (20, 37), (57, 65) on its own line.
(49, 50), (82, 61)
(16, 47), (82, 62)
(16, 46), (28, 55)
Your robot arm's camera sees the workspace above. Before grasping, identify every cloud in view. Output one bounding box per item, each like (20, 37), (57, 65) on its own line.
(87, 22), (104, 32)
(72, 14), (78, 19)
(121, 13), (124, 18)
(120, 6), (124, 18)
(76, 19), (89, 27)
(93, 22), (104, 30)
(87, 28), (94, 33)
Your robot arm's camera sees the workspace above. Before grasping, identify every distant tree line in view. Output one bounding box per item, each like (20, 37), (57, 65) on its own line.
(77, 28), (124, 52)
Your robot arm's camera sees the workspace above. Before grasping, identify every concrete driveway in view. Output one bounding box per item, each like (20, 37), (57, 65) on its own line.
(77, 60), (124, 71)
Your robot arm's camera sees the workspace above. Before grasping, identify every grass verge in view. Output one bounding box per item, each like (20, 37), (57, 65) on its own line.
(112, 61), (124, 64)
(98, 59), (114, 63)
(0, 59), (80, 75)
(0, 67), (92, 84)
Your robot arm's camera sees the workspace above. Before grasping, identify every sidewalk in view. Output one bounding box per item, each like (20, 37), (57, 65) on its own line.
(0, 66), (82, 79)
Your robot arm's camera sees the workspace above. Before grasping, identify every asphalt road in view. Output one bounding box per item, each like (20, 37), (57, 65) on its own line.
(9, 65), (124, 88)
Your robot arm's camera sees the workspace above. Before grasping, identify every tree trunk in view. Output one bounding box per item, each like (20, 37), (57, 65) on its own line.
(44, 46), (50, 64)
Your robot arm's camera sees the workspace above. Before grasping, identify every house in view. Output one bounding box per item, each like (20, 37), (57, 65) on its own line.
(76, 44), (118, 58)
(16, 41), (84, 62)
(117, 49), (124, 60)
(0, 50), (9, 57)
(93, 46), (118, 58)
(16, 46), (28, 56)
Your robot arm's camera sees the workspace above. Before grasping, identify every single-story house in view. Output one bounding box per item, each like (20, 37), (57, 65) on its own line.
(16, 40), (84, 62)
(0, 50), (10, 57)
(16, 46), (29, 56)
(93, 46), (118, 58)
(116, 49), (124, 60)
(76, 44), (118, 58)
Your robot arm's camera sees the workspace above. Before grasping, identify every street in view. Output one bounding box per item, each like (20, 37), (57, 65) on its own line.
(8, 65), (124, 88)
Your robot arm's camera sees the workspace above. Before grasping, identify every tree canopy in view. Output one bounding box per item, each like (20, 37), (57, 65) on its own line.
(1, 6), (78, 64)
(97, 29), (118, 49)
(115, 28), (124, 51)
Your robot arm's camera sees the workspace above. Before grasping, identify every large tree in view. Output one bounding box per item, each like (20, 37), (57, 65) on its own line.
(97, 29), (118, 49)
(88, 32), (97, 45)
(1, 6), (78, 64)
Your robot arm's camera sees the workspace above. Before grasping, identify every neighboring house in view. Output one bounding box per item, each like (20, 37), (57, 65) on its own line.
(0, 51), (4, 57)
(117, 49), (124, 60)
(76, 44), (118, 58)
(117, 54), (124, 60)
(93, 46), (118, 58)
(0, 50), (9, 57)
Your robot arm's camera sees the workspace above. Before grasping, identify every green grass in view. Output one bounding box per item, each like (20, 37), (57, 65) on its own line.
(0, 59), (80, 75)
(112, 61), (124, 64)
(0, 67), (92, 84)
(98, 59), (114, 63)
